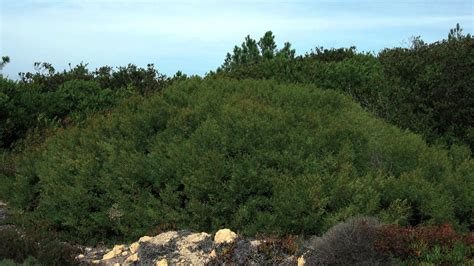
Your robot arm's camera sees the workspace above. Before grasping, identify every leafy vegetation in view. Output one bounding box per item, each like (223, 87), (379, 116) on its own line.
(213, 25), (474, 150)
(0, 25), (472, 264)
(375, 223), (473, 265)
(0, 62), (177, 151)
(2, 78), (472, 245)
(304, 217), (473, 265)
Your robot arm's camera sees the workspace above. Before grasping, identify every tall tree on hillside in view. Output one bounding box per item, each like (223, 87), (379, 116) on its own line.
(448, 23), (470, 40)
(277, 42), (296, 59)
(258, 31), (277, 59)
(242, 35), (260, 64)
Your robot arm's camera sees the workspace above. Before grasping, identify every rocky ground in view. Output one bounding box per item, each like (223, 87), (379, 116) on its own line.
(75, 229), (309, 265)
(0, 201), (310, 265)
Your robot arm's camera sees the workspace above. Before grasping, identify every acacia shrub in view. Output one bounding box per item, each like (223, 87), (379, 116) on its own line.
(6, 78), (473, 244)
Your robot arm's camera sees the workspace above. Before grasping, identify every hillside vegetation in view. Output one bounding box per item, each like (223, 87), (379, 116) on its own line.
(0, 25), (472, 265)
(213, 25), (474, 150)
(2, 78), (472, 244)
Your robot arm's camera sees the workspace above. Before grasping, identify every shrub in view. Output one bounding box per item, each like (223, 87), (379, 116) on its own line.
(214, 25), (474, 150)
(304, 217), (392, 265)
(6, 78), (473, 244)
(375, 223), (473, 265)
(0, 62), (173, 151)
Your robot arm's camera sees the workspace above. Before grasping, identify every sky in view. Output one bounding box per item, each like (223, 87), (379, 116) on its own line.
(0, 0), (473, 78)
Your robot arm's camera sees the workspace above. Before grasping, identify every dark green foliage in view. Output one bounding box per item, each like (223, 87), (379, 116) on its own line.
(0, 63), (171, 150)
(258, 31), (277, 59)
(0, 56), (9, 70)
(6, 78), (473, 244)
(378, 25), (474, 149)
(215, 25), (474, 150)
(0, 226), (79, 265)
(220, 31), (295, 72)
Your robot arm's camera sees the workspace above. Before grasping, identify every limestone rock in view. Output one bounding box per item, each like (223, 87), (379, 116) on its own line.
(148, 231), (179, 246)
(298, 255), (306, 266)
(176, 232), (212, 264)
(125, 253), (139, 263)
(129, 242), (139, 253)
(102, 251), (116, 260)
(250, 240), (261, 247)
(138, 231), (180, 265)
(209, 249), (216, 258)
(139, 230), (213, 265)
(214, 228), (238, 244)
(102, 244), (125, 260)
(78, 229), (306, 265)
(139, 235), (153, 242)
(156, 258), (168, 266)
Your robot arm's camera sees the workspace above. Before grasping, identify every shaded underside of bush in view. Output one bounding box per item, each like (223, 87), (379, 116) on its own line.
(3, 78), (473, 244)
(0, 226), (79, 265)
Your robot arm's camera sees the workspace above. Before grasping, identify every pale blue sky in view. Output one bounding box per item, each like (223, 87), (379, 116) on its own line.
(1, 0), (473, 78)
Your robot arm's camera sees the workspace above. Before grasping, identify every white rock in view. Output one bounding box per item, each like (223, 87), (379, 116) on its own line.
(214, 229), (238, 244)
(148, 231), (178, 246)
(209, 250), (216, 258)
(139, 235), (153, 242)
(125, 253), (139, 263)
(250, 240), (261, 247)
(176, 232), (212, 264)
(182, 232), (210, 244)
(156, 258), (168, 266)
(298, 255), (305, 266)
(102, 250), (116, 260)
(113, 244), (125, 251)
(102, 244), (125, 260)
(129, 242), (140, 253)
(75, 254), (85, 260)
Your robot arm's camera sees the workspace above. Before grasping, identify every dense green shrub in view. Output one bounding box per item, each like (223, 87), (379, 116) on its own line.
(5, 78), (472, 244)
(214, 25), (474, 150)
(0, 63), (174, 151)
(378, 25), (474, 149)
